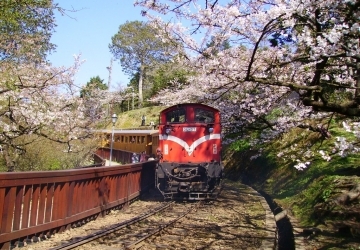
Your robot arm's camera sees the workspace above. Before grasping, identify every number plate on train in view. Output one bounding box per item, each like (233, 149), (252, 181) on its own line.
(183, 127), (196, 132)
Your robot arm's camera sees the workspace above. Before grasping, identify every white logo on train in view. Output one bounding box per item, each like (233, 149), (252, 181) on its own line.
(159, 134), (221, 156)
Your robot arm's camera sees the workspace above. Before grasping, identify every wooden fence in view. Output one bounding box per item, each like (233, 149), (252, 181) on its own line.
(0, 160), (156, 249)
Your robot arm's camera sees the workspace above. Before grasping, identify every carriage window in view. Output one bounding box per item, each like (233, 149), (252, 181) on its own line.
(195, 108), (215, 123)
(165, 108), (186, 123)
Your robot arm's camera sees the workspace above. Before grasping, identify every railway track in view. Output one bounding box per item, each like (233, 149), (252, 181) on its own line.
(17, 181), (276, 250)
(48, 201), (201, 250)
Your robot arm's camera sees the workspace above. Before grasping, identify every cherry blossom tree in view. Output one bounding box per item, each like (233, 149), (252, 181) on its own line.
(0, 1), (115, 171)
(135, 0), (360, 168)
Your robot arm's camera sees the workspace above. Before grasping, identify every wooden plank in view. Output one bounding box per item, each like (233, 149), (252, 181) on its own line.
(37, 183), (47, 225)
(90, 179), (96, 209)
(0, 188), (5, 233)
(56, 182), (68, 234)
(71, 181), (79, 215)
(83, 180), (88, 213)
(104, 176), (110, 206)
(67, 181), (75, 217)
(52, 183), (62, 221)
(109, 176), (115, 202)
(93, 178), (98, 209)
(61, 182), (69, 219)
(30, 184), (40, 227)
(44, 183), (54, 223)
(121, 174), (126, 200)
(13, 186), (24, 230)
(1, 187), (16, 233)
(78, 180), (85, 213)
(21, 185), (31, 229)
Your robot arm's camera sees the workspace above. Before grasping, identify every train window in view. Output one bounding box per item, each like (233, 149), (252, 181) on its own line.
(125, 136), (128, 143)
(121, 136), (124, 143)
(141, 136), (145, 143)
(166, 107), (186, 123)
(195, 108), (215, 123)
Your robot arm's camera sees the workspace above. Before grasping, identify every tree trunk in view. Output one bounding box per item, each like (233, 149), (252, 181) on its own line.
(3, 145), (17, 172)
(138, 64), (144, 107)
(356, 39), (360, 104)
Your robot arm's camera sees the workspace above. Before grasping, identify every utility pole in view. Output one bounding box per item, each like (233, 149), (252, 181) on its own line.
(106, 58), (113, 116)
(107, 58), (113, 89)
(132, 88), (134, 110)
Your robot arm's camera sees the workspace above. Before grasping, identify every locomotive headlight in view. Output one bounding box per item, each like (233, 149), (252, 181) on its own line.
(165, 128), (171, 134)
(208, 127), (214, 133)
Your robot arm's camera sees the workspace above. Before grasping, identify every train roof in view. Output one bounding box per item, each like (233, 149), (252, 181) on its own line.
(160, 103), (219, 113)
(95, 129), (159, 135)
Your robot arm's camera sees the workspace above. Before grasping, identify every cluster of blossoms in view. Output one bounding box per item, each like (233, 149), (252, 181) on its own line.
(331, 122), (360, 158)
(319, 150), (332, 162)
(0, 54), (114, 155)
(135, 0), (360, 170)
(294, 161), (311, 171)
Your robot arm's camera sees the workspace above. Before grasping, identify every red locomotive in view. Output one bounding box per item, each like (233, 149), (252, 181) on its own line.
(156, 103), (223, 200)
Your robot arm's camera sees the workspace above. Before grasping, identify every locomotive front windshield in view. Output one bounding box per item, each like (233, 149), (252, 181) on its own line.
(195, 108), (215, 123)
(166, 107), (186, 123)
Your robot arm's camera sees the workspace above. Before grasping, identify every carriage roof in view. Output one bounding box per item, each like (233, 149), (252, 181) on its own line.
(95, 129), (159, 135)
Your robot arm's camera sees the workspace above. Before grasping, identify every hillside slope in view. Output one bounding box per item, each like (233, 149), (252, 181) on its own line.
(224, 125), (360, 249)
(108, 106), (165, 129)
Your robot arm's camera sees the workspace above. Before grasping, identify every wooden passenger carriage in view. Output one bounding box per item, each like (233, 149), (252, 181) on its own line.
(97, 129), (159, 155)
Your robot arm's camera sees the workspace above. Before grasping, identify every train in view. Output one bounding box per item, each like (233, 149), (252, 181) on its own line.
(97, 103), (223, 200)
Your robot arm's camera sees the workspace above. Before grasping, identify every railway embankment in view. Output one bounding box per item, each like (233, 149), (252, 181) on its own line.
(224, 146), (360, 249)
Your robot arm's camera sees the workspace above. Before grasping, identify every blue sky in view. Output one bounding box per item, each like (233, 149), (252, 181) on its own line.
(50, 1), (146, 91)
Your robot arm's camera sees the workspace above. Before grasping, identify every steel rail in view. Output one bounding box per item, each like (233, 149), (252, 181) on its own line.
(49, 202), (173, 250)
(124, 201), (203, 250)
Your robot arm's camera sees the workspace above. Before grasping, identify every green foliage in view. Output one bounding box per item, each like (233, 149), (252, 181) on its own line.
(206, 37), (231, 55)
(266, 108), (283, 121)
(0, 135), (98, 171)
(224, 116), (360, 230)
(0, 0), (57, 62)
(48, 158), (62, 170)
(321, 188), (332, 202)
(265, 124), (360, 224)
(128, 72), (139, 92)
(228, 139), (251, 152)
(80, 76), (108, 98)
(147, 63), (191, 97)
(109, 20), (177, 106)
(109, 21), (173, 75)
(111, 106), (164, 129)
